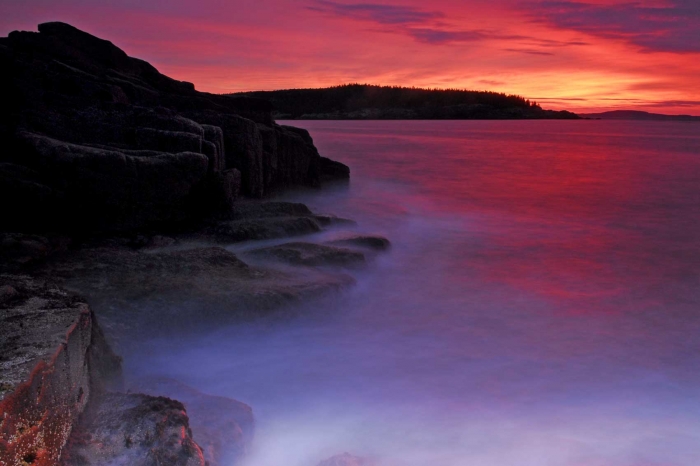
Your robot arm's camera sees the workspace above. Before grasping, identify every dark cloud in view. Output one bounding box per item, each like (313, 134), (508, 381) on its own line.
(406, 28), (487, 44)
(308, 0), (590, 54)
(405, 28), (533, 44)
(528, 1), (700, 53)
(308, 1), (443, 25)
(477, 79), (507, 86)
(505, 47), (554, 56)
(640, 99), (700, 108)
(534, 97), (589, 101)
(535, 38), (589, 47)
(308, 1), (500, 44)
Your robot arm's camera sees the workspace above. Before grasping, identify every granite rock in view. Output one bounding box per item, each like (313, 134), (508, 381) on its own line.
(0, 275), (122, 466)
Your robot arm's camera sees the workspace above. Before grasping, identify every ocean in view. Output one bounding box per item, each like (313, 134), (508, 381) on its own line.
(132, 120), (700, 466)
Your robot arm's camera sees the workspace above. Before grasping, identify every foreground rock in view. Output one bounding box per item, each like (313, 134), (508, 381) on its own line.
(0, 275), (122, 466)
(131, 377), (254, 466)
(0, 198), (388, 465)
(245, 242), (366, 267)
(62, 393), (205, 466)
(34, 245), (354, 345)
(0, 22), (349, 233)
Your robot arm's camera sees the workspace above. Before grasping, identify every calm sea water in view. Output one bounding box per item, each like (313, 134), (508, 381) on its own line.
(136, 121), (700, 466)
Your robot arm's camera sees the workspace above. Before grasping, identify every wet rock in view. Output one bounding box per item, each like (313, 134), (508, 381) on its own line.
(192, 202), (359, 242)
(319, 156), (351, 183)
(0, 233), (51, 267)
(325, 235), (391, 251)
(231, 201), (313, 220)
(62, 393), (205, 466)
(312, 215), (358, 227)
(131, 377), (253, 466)
(246, 242), (366, 267)
(209, 217), (322, 242)
(0, 275), (122, 466)
(34, 245), (354, 342)
(198, 201), (324, 241)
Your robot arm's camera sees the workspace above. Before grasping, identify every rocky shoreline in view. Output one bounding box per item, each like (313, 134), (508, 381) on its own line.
(1, 23), (381, 466)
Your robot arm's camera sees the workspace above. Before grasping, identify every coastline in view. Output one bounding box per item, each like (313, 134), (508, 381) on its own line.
(0, 22), (384, 466)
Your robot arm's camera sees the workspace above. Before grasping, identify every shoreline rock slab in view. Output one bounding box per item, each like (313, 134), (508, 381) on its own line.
(245, 242), (366, 267)
(32, 245), (355, 345)
(0, 275), (122, 466)
(325, 235), (391, 251)
(208, 216), (322, 242)
(131, 377), (254, 466)
(61, 393), (205, 466)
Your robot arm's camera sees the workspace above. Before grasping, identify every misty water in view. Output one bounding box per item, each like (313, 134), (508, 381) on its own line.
(129, 121), (700, 465)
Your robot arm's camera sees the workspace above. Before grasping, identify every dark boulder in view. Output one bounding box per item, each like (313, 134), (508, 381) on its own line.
(62, 393), (205, 466)
(311, 215), (357, 227)
(320, 156), (351, 183)
(131, 377), (254, 466)
(0, 22), (349, 232)
(13, 132), (209, 232)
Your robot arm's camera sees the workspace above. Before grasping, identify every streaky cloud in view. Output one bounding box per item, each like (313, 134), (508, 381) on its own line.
(527, 0), (700, 53)
(308, 1), (592, 49)
(308, 1), (443, 25)
(641, 99), (700, 108)
(504, 47), (554, 56)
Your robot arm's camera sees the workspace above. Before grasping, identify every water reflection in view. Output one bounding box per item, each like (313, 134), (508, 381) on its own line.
(129, 121), (700, 466)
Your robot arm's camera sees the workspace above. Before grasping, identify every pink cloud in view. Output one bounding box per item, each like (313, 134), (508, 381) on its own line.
(0, 0), (698, 114)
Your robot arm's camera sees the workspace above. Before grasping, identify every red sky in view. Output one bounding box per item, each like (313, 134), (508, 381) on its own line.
(2, 0), (699, 114)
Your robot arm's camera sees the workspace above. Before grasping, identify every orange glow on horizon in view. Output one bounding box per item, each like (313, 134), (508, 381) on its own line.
(1, 0), (698, 115)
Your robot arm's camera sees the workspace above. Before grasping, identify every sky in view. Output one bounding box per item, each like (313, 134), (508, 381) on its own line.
(1, 0), (699, 114)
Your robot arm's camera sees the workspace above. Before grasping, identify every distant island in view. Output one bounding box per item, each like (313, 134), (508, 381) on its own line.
(579, 110), (700, 121)
(232, 84), (580, 120)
